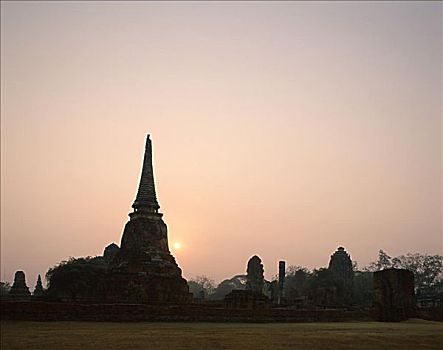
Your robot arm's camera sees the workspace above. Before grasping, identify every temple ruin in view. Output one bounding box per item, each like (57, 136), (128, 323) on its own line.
(328, 246), (354, 306)
(246, 255), (265, 293)
(9, 271), (31, 300)
(105, 135), (191, 303)
(225, 255), (268, 309)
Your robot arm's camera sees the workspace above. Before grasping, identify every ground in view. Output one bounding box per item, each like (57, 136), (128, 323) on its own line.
(1, 320), (442, 350)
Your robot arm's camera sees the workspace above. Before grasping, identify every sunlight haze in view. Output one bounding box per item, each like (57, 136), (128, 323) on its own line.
(1, 1), (441, 286)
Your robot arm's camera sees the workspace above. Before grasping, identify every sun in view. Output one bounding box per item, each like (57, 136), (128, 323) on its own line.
(173, 242), (182, 250)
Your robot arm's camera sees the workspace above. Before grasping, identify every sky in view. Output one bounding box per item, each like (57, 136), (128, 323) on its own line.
(1, 1), (442, 287)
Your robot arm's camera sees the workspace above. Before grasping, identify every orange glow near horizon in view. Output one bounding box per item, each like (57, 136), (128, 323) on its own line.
(1, 2), (441, 287)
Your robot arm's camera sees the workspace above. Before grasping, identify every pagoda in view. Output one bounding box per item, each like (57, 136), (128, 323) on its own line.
(106, 135), (191, 303)
(328, 247), (354, 306)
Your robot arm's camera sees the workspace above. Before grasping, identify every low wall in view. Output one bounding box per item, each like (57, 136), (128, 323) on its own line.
(0, 301), (371, 322)
(419, 307), (443, 322)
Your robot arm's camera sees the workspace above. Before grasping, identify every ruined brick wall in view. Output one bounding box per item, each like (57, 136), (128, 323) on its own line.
(373, 268), (417, 321)
(0, 301), (370, 322)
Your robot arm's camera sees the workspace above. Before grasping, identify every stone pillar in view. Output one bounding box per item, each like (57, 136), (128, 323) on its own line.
(278, 261), (286, 304)
(374, 268), (417, 321)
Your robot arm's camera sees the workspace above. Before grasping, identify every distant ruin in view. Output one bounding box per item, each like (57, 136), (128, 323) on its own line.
(225, 255), (268, 309)
(328, 246), (354, 306)
(246, 255), (265, 293)
(103, 243), (119, 262)
(33, 275), (44, 297)
(8, 271), (31, 300)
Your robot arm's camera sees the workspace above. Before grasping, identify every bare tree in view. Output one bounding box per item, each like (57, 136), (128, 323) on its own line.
(188, 275), (216, 298)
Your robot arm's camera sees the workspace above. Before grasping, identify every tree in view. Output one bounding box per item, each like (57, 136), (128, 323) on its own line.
(365, 250), (443, 296)
(365, 250), (392, 272)
(0, 281), (11, 296)
(188, 275), (216, 298)
(284, 266), (311, 299)
(309, 268), (335, 289)
(46, 256), (107, 301)
(212, 275), (247, 300)
(286, 265), (309, 277)
(391, 253), (443, 295)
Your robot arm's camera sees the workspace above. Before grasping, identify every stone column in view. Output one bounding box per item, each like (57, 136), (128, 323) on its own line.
(278, 261), (286, 305)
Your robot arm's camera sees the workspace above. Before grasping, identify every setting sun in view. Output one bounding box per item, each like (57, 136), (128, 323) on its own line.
(173, 242), (182, 250)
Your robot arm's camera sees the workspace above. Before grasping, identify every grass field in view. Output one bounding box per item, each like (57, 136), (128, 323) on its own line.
(1, 320), (442, 350)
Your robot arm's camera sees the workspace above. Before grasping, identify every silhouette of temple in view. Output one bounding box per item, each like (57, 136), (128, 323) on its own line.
(328, 247), (354, 306)
(105, 135), (191, 303)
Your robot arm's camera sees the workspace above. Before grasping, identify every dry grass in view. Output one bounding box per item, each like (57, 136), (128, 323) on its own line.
(1, 320), (442, 350)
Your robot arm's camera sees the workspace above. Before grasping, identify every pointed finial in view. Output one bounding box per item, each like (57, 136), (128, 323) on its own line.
(132, 134), (160, 212)
(33, 274), (44, 296)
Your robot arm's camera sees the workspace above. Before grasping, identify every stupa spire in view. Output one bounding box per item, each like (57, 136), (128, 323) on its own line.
(132, 134), (160, 212)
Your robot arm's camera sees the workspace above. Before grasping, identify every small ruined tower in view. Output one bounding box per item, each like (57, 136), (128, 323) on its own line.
(9, 271), (31, 300)
(225, 255), (268, 308)
(103, 243), (120, 262)
(246, 255), (265, 293)
(33, 274), (44, 296)
(328, 247), (353, 280)
(328, 247), (354, 305)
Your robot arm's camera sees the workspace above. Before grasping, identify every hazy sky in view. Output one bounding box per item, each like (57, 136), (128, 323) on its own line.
(1, 1), (442, 287)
